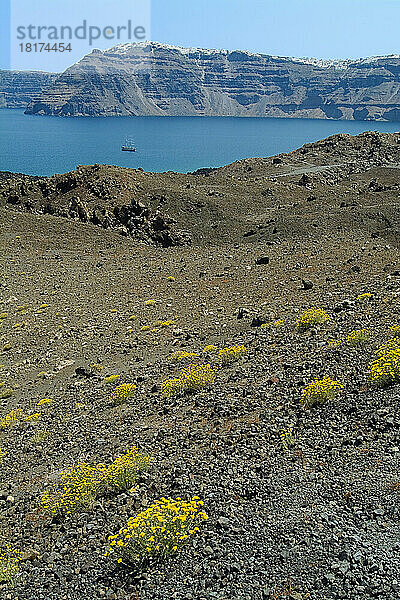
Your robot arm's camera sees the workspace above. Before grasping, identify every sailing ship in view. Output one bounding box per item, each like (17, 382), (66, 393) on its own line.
(121, 137), (136, 152)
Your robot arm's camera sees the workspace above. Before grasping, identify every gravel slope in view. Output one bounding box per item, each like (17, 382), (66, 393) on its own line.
(0, 135), (400, 600)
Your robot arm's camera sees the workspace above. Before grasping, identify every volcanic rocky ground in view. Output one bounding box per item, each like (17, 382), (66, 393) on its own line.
(0, 131), (400, 600)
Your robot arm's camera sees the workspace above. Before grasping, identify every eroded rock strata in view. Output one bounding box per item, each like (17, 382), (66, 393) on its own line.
(22, 42), (400, 120)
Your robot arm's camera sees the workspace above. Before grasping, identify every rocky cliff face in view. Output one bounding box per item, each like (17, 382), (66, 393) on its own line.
(22, 43), (400, 120)
(0, 70), (57, 109)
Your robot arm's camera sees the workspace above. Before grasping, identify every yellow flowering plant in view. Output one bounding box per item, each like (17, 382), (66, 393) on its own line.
(109, 383), (137, 406)
(218, 345), (247, 365)
(356, 293), (372, 302)
(390, 324), (400, 338)
(369, 340), (400, 387)
(40, 446), (150, 517)
(202, 345), (218, 353)
(280, 428), (298, 451)
(301, 377), (343, 408)
(161, 364), (218, 397)
(104, 375), (120, 383)
(323, 339), (343, 351)
(347, 329), (370, 347)
(0, 546), (21, 586)
(105, 497), (208, 567)
(0, 408), (24, 430)
(296, 307), (331, 332)
(169, 351), (199, 362)
(37, 398), (53, 407)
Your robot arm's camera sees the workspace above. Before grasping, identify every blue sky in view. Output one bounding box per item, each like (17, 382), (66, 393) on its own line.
(1, 0), (400, 71)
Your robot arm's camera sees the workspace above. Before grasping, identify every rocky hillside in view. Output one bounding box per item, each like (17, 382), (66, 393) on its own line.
(0, 132), (400, 600)
(1, 131), (400, 248)
(0, 70), (57, 109)
(23, 43), (400, 120)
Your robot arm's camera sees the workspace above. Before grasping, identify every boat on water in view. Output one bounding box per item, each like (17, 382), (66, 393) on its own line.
(121, 137), (136, 152)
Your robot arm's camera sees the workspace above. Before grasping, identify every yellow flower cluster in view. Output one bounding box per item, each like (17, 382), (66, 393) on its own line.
(375, 339), (400, 358)
(218, 345), (247, 364)
(144, 300), (156, 306)
(347, 328), (370, 347)
(0, 408), (24, 430)
(104, 445), (151, 491)
(280, 428), (298, 451)
(357, 293), (372, 301)
(0, 388), (13, 400)
(390, 324), (400, 338)
(202, 345), (218, 353)
(0, 546), (21, 586)
(301, 377), (344, 408)
(323, 339), (343, 351)
(161, 364), (218, 397)
(104, 374), (120, 383)
(369, 340), (400, 387)
(296, 307), (331, 331)
(105, 496), (208, 566)
(90, 363), (104, 372)
(274, 319), (285, 327)
(169, 351), (199, 362)
(158, 320), (174, 328)
(167, 276), (176, 281)
(141, 325), (151, 332)
(109, 383), (137, 406)
(41, 462), (109, 516)
(24, 412), (41, 423)
(37, 398), (53, 406)
(40, 446), (150, 517)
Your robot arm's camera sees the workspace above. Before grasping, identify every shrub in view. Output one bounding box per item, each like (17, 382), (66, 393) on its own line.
(218, 345), (247, 364)
(154, 320), (174, 328)
(40, 446), (150, 517)
(374, 339), (400, 357)
(323, 339), (343, 351)
(389, 324), (400, 338)
(202, 345), (218, 353)
(161, 364), (218, 397)
(0, 547), (21, 586)
(169, 351), (199, 362)
(296, 307), (331, 331)
(0, 408), (24, 430)
(37, 398), (53, 406)
(105, 497), (208, 567)
(347, 328), (370, 347)
(104, 445), (151, 491)
(369, 340), (400, 387)
(109, 383), (136, 406)
(301, 377), (343, 408)
(280, 428), (298, 451)
(24, 413), (41, 424)
(274, 319), (285, 327)
(356, 293), (372, 302)
(0, 388), (13, 400)
(104, 375), (120, 383)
